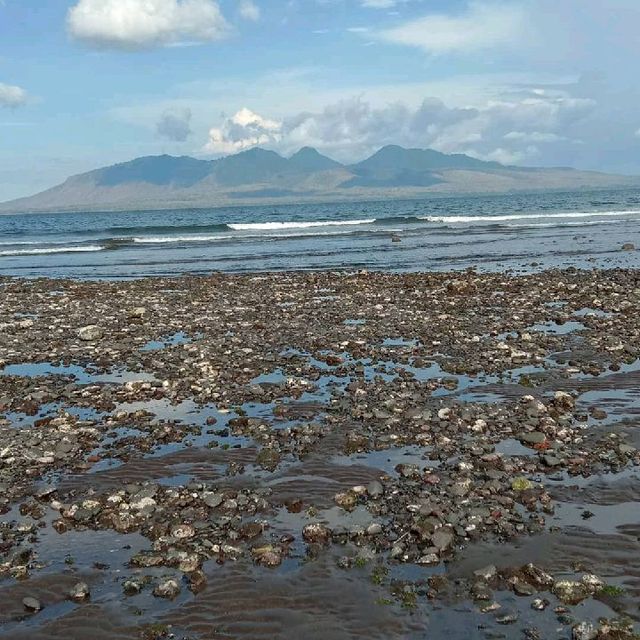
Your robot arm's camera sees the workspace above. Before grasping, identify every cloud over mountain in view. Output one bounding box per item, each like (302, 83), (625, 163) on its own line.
(202, 91), (594, 165)
(204, 108), (282, 153)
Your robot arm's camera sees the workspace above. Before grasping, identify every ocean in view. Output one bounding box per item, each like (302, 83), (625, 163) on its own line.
(1, 188), (640, 278)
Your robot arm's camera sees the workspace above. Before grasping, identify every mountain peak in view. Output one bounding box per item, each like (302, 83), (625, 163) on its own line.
(289, 147), (341, 171)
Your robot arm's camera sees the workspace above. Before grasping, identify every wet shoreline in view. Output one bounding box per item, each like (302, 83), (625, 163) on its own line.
(1, 268), (640, 639)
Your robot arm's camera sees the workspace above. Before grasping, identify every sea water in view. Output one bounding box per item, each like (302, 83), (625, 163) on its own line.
(1, 188), (640, 278)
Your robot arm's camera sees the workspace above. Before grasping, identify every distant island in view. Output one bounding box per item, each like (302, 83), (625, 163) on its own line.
(2, 145), (638, 214)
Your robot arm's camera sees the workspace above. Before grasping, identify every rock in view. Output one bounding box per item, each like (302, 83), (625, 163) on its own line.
(512, 579), (536, 596)
(77, 325), (103, 341)
(417, 553), (439, 565)
(542, 454), (563, 467)
(187, 570), (207, 593)
(68, 582), (90, 601)
(622, 243), (635, 251)
(203, 492), (224, 508)
(522, 396), (547, 417)
(129, 496), (156, 511)
(171, 523), (195, 539)
(554, 390), (575, 410)
(366, 480), (384, 498)
(123, 578), (144, 595)
(531, 598), (548, 611)
(256, 448), (281, 471)
(129, 307), (147, 318)
(302, 523), (332, 544)
(519, 432), (546, 446)
(153, 578), (181, 599)
(522, 563), (554, 589)
(511, 477), (533, 491)
(581, 573), (604, 592)
(334, 491), (358, 511)
(471, 582), (492, 600)
(572, 622), (598, 640)
(473, 565), (498, 581)
(251, 545), (283, 567)
(22, 597), (42, 612)
(451, 479), (472, 497)
(431, 526), (454, 551)
(552, 580), (590, 605)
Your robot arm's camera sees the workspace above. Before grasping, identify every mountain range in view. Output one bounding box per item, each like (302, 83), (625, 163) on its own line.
(2, 145), (638, 213)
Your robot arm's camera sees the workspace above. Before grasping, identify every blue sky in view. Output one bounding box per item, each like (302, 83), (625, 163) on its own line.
(1, 0), (640, 199)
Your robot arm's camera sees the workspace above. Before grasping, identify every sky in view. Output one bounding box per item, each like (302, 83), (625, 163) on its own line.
(1, 0), (640, 200)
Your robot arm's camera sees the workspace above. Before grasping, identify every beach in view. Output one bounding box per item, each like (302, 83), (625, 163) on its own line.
(1, 267), (640, 639)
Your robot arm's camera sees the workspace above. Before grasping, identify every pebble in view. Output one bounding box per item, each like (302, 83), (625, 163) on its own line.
(153, 578), (181, 599)
(22, 596), (42, 612)
(77, 325), (103, 341)
(68, 582), (90, 601)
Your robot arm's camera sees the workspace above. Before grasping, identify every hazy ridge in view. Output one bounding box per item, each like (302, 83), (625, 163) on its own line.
(2, 145), (638, 214)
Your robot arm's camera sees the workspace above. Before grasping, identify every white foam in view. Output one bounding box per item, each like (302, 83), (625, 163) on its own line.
(0, 245), (103, 256)
(134, 227), (384, 244)
(0, 240), (43, 246)
(134, 235), (228, 244)
(506, 220), (621, 229)
(421, 210), (640, 224)
(228, 219), (376, 231)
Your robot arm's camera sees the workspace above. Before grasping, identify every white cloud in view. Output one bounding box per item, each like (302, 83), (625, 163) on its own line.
(504, 130), (566, 143)
(0, 82), (28, 108)
(239, 0), (260, 21)
(156, 108), (192, 141)
(377, 1), (527, 54)
(204, 108), (282, 153)
(67, 0), (230, 50)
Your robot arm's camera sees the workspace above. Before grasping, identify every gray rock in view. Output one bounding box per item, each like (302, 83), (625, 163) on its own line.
(519, 431), (546, 445)
(473, 564), (497, 581)
(68, 582), (90, 601)
(572, 622), (598, 640)
(496, 613), (518, 625)
(367, 480), (384, 498)
(552, 580), (590, 605)
(431, 526), (454, 551)
(22, 597), (41, 612)
(153, 578), (181, 599)
(512, 579), (536, 596)
(123, 578), (144, 595)
(302, 523), (332, 544)
(542, 454), (563, 467)
(77, 325), (103, 341)
(203, 492), (224, 508)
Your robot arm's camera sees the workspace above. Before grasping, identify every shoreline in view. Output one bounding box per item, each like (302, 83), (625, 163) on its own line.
(1, 267), (640, 639)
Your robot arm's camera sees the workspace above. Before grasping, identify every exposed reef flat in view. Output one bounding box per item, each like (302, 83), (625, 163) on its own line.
(1, 268), (640, 639)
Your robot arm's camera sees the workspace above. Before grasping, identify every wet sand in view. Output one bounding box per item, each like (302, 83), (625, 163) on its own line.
(1, 268), (640, 639)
